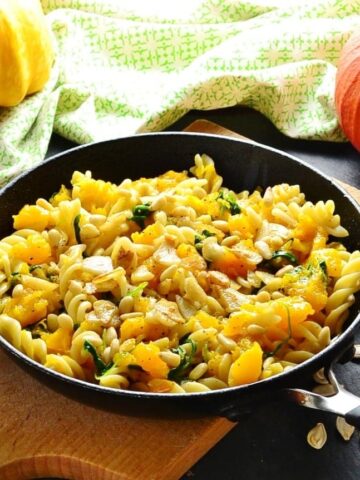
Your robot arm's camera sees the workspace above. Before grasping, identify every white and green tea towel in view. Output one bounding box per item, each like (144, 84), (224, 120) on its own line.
(0, 0), (359, 185)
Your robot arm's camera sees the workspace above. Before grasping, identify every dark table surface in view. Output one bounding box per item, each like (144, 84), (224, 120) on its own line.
(46, 106), (360, 480)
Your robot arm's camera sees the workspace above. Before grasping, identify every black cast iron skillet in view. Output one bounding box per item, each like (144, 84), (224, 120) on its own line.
(0, 132), (360, 424)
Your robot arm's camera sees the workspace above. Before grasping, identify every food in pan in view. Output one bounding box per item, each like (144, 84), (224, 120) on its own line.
(0, 154), (359, 393)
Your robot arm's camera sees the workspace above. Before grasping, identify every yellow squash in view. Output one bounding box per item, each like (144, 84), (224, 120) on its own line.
(0, 0), (54, 107)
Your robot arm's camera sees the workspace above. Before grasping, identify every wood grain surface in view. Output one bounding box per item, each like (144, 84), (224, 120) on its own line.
(0, 346), (233, 480)
(0, 120), (358, 480)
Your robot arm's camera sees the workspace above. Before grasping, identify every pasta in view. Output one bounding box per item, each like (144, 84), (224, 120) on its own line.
(0, 153), (359, 394)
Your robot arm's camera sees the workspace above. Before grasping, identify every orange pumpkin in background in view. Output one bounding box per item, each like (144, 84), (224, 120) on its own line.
(335, 30), (360, 152)
(0, 0), (54, 107)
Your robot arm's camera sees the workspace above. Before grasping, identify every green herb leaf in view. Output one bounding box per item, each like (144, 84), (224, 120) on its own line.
(194, 230), (216, 251)
(29, 265), (41, 273)
(194, 234), (203, 245)
(229, 202), (241, 215)
(74, 214), (82, 244)
(271, 250), (298, 265)
(319, 260), (327, 275)
(130, 203), (151, 229)
(126, 282), (148, 298)
(168, 339), (197, 383)
(94, 362), (119, 380)
(202, 230), (215, 238)
(217, 190), (241, 215)
(83, 340), (113, 376)
(10, 272), (21, 287)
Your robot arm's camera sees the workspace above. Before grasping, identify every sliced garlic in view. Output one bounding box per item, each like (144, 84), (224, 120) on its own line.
(307, 423), (327, 449)
(336, 417), (355, 441)
(175, 295), (197, 320)
(153, 241), (180, 267)
(145, 298), (185, 326)
(82, 255), (113, 276)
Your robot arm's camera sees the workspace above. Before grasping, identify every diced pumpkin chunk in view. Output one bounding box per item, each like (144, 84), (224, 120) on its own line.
(186, 195), (207, 214)
(144, 323), (170, 341)
(11, 234), (52, 265)
(192, 310), (220, 329)
(222, 307), (254, 337)
(4, 289), (48, 327)
(131, 223), (163, 245)
(120, 317), (146, 342)
(292, 213), (317, 242)
(282, 266), (328, 313)
(43, 328), (72, 354)
(272, 297), (314, 330)
(228, 341), (263, 386)
(212, 250), (256, 278)
(223, 297), (313, 337)
(50, 185), (71, 206)
(155, 170), (187, 191)
(13, 205), (52, 231)
(71, 172), (119, 213)
(120, 316), (169, 342)
(228, 214), (255, 238)
(308, 249), (344, 277)
(132, 342), (169, 379)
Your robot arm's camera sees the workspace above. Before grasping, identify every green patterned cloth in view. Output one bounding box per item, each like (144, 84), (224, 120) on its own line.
(0, 0), (360, 185)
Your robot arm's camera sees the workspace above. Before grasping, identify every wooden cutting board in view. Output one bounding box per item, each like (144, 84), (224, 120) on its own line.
(0, 120), (359, 480)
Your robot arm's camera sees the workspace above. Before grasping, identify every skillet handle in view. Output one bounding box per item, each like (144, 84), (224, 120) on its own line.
(285, 368), (360, 429)
(345, 406), (360, 429)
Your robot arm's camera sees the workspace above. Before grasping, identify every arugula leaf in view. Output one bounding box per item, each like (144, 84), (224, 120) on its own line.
(168, 339), (197, 383)
(319, 260), (328, 281)
(83, 340), (113, 376)
(202, 229), (216, 238)
(131, 203), (151, 229)
(194, 234), (203, 249)
(217, 190), (241, 215)
(126, 282), (148, 298)
(74, 214), (82, 244)
(229, 202), (241, 215)
(29, 265), (41, 273)
(10, 272), (21, 287)
(271, 250), (299, 265)
(194, 230), (216, 251)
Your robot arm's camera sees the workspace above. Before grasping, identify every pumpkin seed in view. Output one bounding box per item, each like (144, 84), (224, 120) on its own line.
(307, 423), (327, 449)
(313, 368), (329, 385)
(336, 417), (355, 441)
(312, 383), (336, 397)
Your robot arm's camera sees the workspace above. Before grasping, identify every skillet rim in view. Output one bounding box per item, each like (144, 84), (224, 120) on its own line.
(0, 131), (359, 401)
